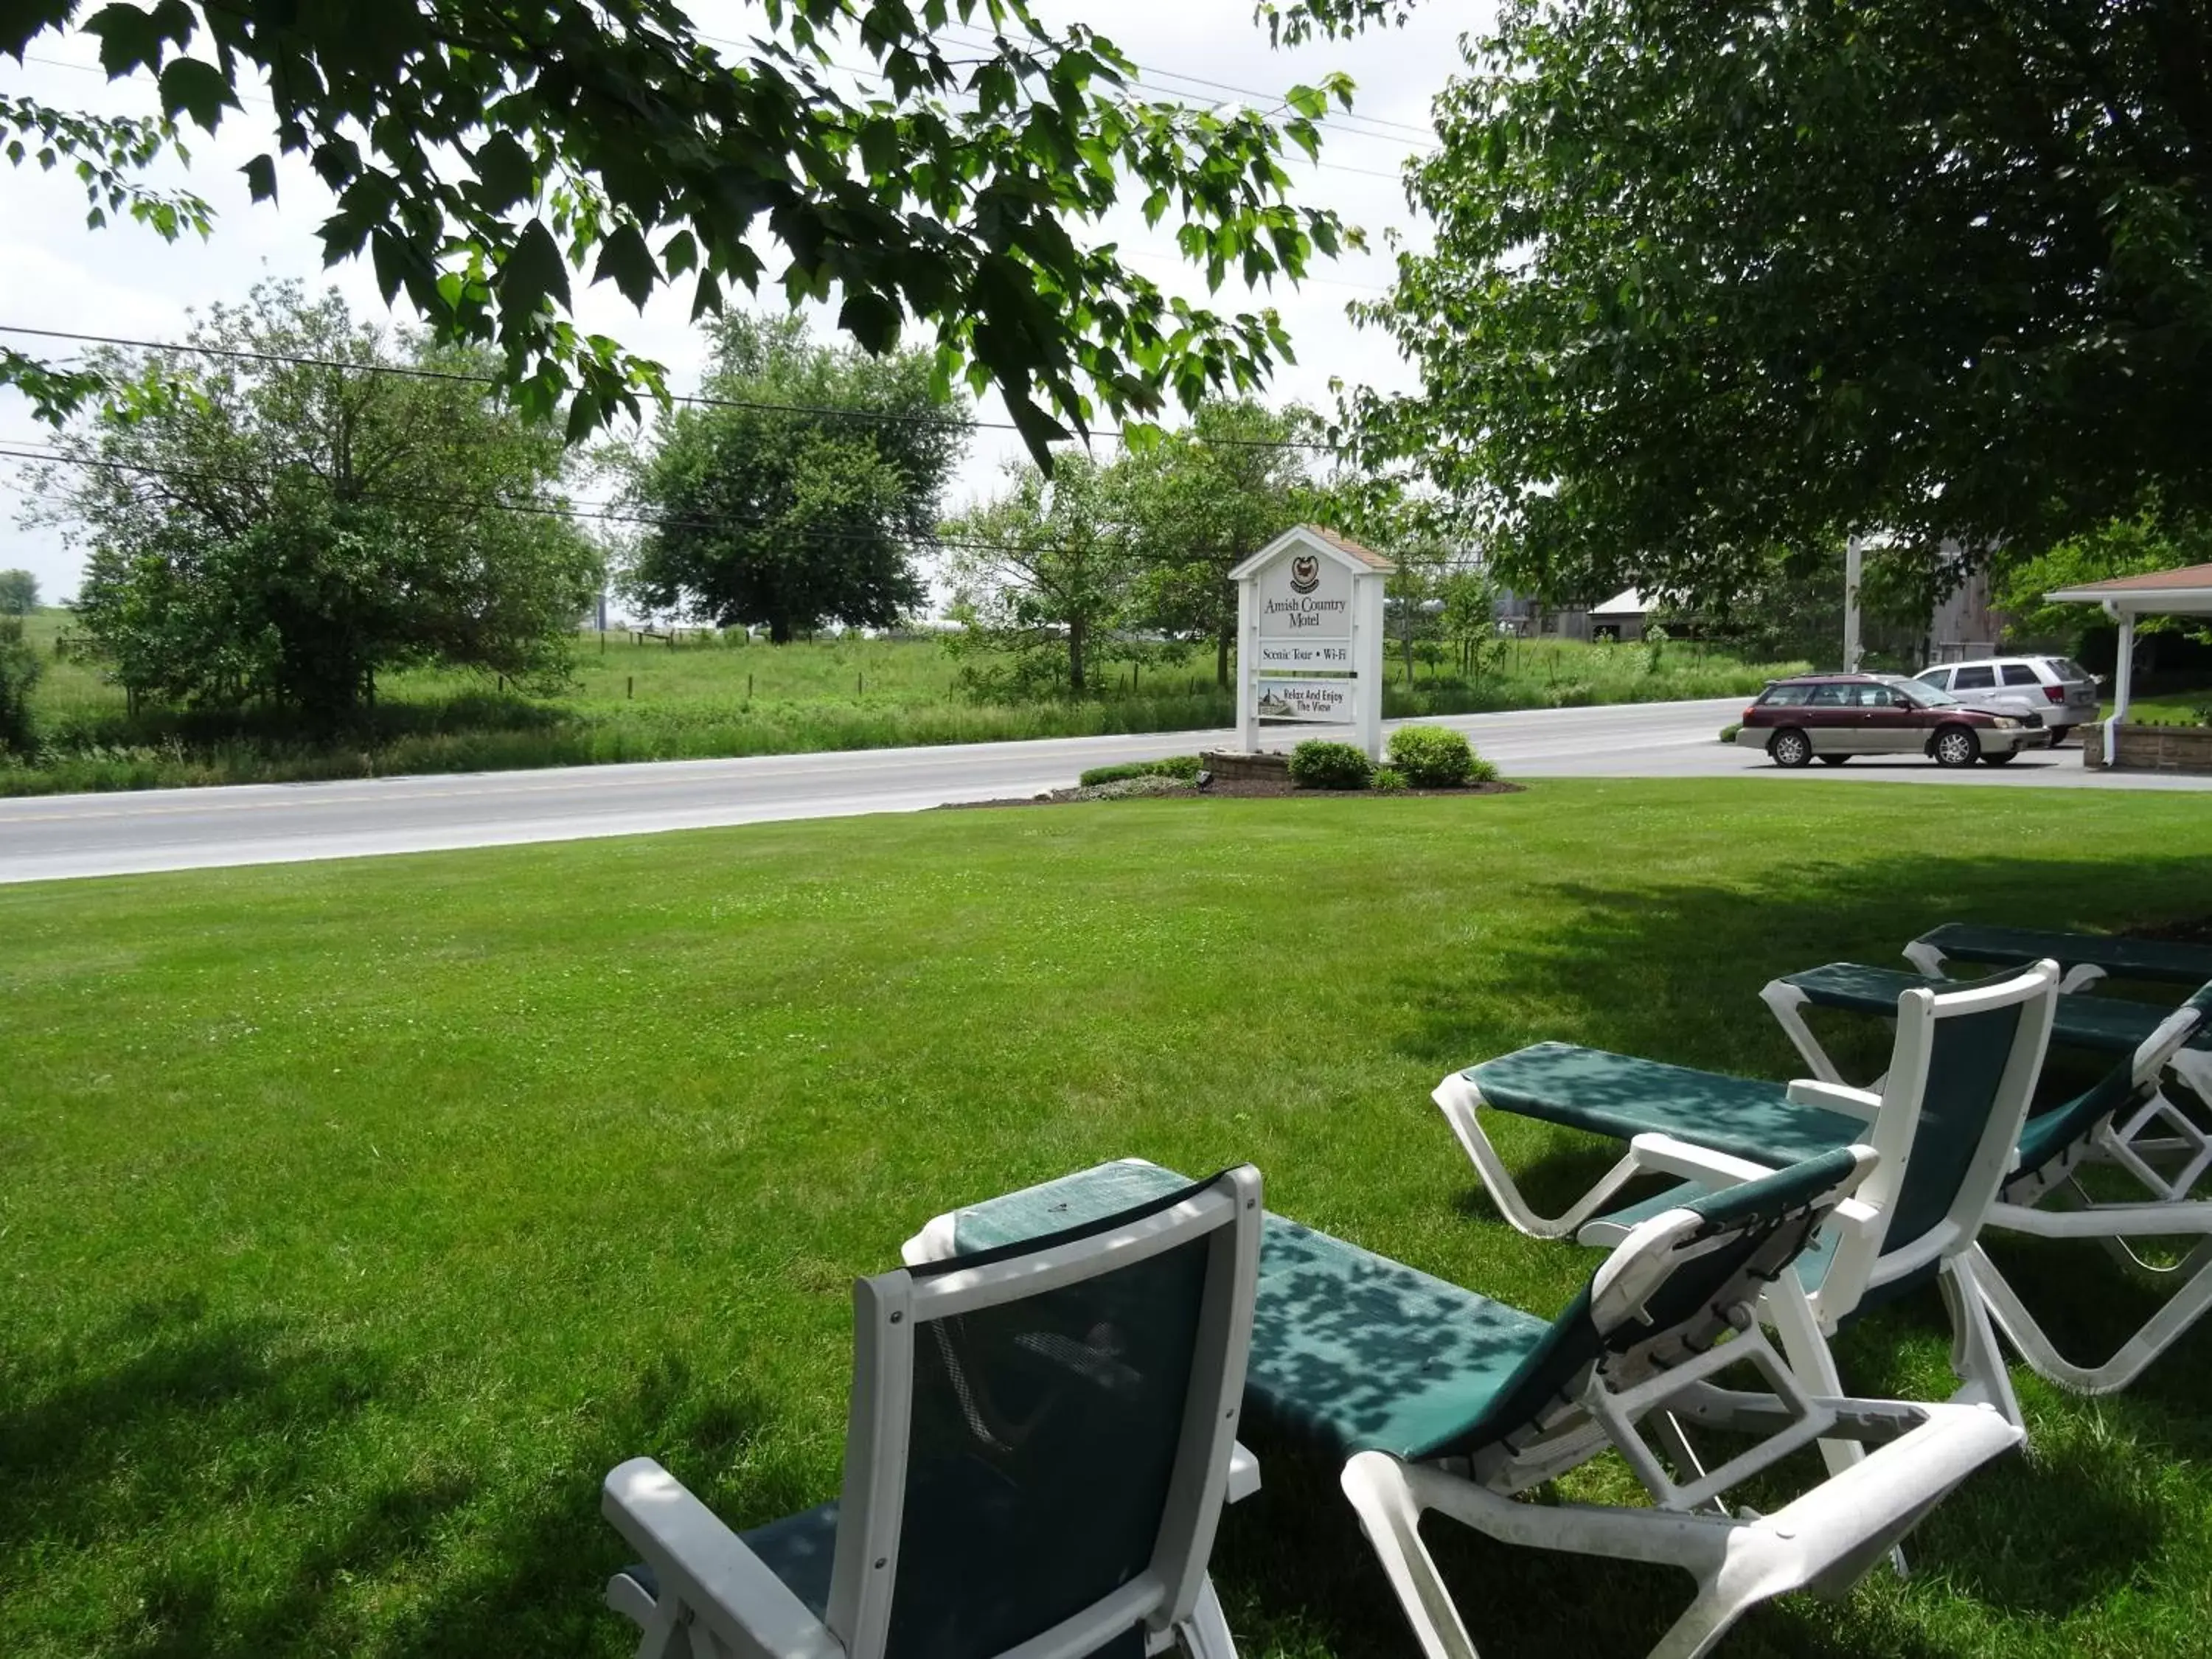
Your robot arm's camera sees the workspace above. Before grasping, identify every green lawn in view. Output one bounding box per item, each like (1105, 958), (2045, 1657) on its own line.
(7, 608), (1804, 796)
(5, 781), (2212, 1657)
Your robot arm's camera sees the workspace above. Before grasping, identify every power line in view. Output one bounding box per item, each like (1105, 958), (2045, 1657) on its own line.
(0, 442), (1299, 566)
(0, 321), (1353, 453)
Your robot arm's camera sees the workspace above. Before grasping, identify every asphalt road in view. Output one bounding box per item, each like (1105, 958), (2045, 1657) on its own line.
(2, 698), (2204, 885)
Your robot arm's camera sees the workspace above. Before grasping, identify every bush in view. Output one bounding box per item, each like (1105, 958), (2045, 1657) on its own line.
(1077, 755), (1202, 787)
(1719, 723), (1741, 744)
(0, 616), (41, 756)
(1288, 740), (1373, 790)
(1387, 724), (1478, 787)
(1371, 765), (1408, 793)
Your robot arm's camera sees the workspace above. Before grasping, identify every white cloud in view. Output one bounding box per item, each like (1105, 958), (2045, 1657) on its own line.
(0, 3), (1481, 601)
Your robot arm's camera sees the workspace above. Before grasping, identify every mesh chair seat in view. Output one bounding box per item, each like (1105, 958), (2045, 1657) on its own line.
(1916, 924), (2212, 986)
(1461, 1041), (1867, 1165)
(1784, 963), (2212, 1055)
(942, 1152), (1863, 1467)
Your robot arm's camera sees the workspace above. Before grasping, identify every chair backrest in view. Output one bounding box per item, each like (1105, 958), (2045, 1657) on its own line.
(1455, 1145), (1877, 1461)
(826, 1166), (1262, 1659)
(1829, 961), (2059, 1302)
(2011, 980), (2212, 1186)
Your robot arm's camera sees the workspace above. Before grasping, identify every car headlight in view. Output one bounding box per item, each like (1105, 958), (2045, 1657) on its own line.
(1991, 717), (2021, 729)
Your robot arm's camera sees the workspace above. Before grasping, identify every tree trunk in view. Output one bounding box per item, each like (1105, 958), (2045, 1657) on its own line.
(770, 616), (793, 644)
(1216, 625), (1231, 689)
(1069, 618), (1086, 695)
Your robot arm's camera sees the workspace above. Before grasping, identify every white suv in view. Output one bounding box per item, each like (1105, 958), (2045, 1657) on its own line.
(1915, 655), (2101, 745)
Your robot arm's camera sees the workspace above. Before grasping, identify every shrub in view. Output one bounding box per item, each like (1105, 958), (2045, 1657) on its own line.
(1388, 724), (1477, 787)
(1287, 740), (1372, 790)
(0, 616), (41, 756)
(1077, 755), (1202, 787)
(1466, 755), (1500, 784)
(1371, 765), (1408, 793)
(1719, 723), (1741, 744)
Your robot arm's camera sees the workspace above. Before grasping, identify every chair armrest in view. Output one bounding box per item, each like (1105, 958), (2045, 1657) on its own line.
(1227, 1442), (1261, 1505)
(1786, 1079), (1883, 1121)
(602, 1458), (846, 1659)
(1628, 1133), (1779, 1189)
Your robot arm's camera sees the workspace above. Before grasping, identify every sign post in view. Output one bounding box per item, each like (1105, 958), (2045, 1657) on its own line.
(1229, 525), (1394, 760)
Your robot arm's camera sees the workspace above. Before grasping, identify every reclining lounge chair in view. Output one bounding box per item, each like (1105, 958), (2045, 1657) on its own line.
(1905, 922), (2212, 994)
(1764, 964), (2212, 1203)
(1432, 964), (2061, 1426)
(602, 1166), (1263, 1659)
(909, 1153), (2023, 1659)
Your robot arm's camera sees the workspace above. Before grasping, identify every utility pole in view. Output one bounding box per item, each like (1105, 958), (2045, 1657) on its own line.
(1843, 535), (1863, 671)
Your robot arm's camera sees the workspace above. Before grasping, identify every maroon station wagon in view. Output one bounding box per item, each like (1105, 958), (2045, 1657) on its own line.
(1735, 672), (2048, 769)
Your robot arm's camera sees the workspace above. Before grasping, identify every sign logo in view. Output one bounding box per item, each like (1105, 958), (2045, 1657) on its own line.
(1289, 554), (1321, 595)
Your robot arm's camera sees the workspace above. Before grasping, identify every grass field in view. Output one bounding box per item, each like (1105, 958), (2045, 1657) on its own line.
(6, 608), (1806, 796)
(6, 782), (2212, 1658)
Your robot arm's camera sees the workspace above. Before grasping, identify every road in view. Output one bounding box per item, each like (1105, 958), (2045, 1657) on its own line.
(2, 698), (2205, 884)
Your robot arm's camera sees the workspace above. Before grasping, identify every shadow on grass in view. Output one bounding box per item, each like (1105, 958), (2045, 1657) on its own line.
(0, 1297), (800, 1657)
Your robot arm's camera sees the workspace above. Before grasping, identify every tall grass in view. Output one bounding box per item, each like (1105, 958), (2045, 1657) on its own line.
(6, 614), (1806, 796)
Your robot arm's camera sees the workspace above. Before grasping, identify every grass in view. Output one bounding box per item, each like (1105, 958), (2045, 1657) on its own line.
(6, 781), (2212, 1656)
(5, 608), (1805, 796)
(2104, 691), (2211, 727)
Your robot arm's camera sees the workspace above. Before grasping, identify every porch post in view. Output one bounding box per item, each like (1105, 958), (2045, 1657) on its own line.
(2112, 608), (2136, 726)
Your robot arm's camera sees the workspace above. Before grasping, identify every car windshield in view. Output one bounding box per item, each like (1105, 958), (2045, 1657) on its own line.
(1889, 678), (1958, 708)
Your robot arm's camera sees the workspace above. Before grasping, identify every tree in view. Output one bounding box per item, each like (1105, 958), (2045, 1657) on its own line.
(1350, 0), (2212, 611)
(1117, 400), (1315, 686)
(0, 615), (38, 755)
(942, 455), (1140, 697)
(32, 282), (600, 725)
(2, 3), (1382, 455)
(620, 316), (959, 643)
(0, 568), (37, 615)
(1997, 509), (2212, 650)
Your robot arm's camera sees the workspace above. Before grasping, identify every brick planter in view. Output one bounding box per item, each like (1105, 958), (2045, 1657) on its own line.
(1199, 749), (1293, 783)
(2088, 722), (2212, 773)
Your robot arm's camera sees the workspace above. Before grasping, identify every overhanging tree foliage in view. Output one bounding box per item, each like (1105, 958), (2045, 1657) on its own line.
(0, 568), (38, 614)
(1350, 0), (2212, 610)
(620, 314), (959, 642)
(4, 1), (1395, 455)
(33, 282), (601, 723)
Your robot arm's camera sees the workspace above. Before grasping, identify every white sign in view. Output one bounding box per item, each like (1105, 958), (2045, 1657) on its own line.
(1253, 678), (1354, 723)
(1258, 637), (1353, 670)
(1258, 552), (1353, 637)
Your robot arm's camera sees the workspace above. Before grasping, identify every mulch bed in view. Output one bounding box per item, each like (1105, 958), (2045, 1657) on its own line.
(2126, 916), (2212, 945)
(940, 778), (1525, 810)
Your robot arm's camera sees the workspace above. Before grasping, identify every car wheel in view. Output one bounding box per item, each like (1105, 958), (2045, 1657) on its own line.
(1933, 726), (1980, 768)
(1817, 754), (1850, 766)
(2046, 726), (2070, 746)
(1769, 728), (1814, 768)
(1980, 751), (2018, 766)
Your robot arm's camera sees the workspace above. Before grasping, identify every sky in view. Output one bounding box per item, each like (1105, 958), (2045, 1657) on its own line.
(0, 3), (1485, 606)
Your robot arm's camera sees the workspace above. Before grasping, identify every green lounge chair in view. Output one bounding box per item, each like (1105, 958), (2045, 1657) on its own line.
(1907, 922), (2212, 992)
(1764, 964), (2212, 1202)
(602, 1167), (1263, 1659)
(1433, 964), (2061, 1428)
(908, 1153), (2021, 1659)
(1761, 973), (2212, 1394)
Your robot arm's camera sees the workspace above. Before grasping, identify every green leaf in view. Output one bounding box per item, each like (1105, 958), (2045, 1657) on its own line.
(473, 132), (537, 212)
(591, 222), (658, 309)
(83, 4), (163, 76)
(240, 152), (276, 204)
(838, 289), (902, 355)
(499, 218), (571, 316)
(156, 57), (230, 130)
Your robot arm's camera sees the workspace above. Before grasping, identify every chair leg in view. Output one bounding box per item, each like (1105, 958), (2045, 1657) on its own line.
(1762, 1281), (1866, 1478)
(1937, 1255), (2022, 1428)
(1339, 1453), (1489, 1659)
(1174, 1576), (1238, 1659)
(1759, 982), (1846, 1084)
(1431, 1074), (1651, 1240)
(1973, 1238), (2212, 1394)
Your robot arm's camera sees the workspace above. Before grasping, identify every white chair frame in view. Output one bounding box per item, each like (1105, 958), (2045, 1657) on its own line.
(603, 1167), (1263, 1659)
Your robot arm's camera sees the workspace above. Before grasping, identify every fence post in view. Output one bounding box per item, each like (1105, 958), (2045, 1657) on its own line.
(747, 672), (753, 700)
(627, 675), (633, 700)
